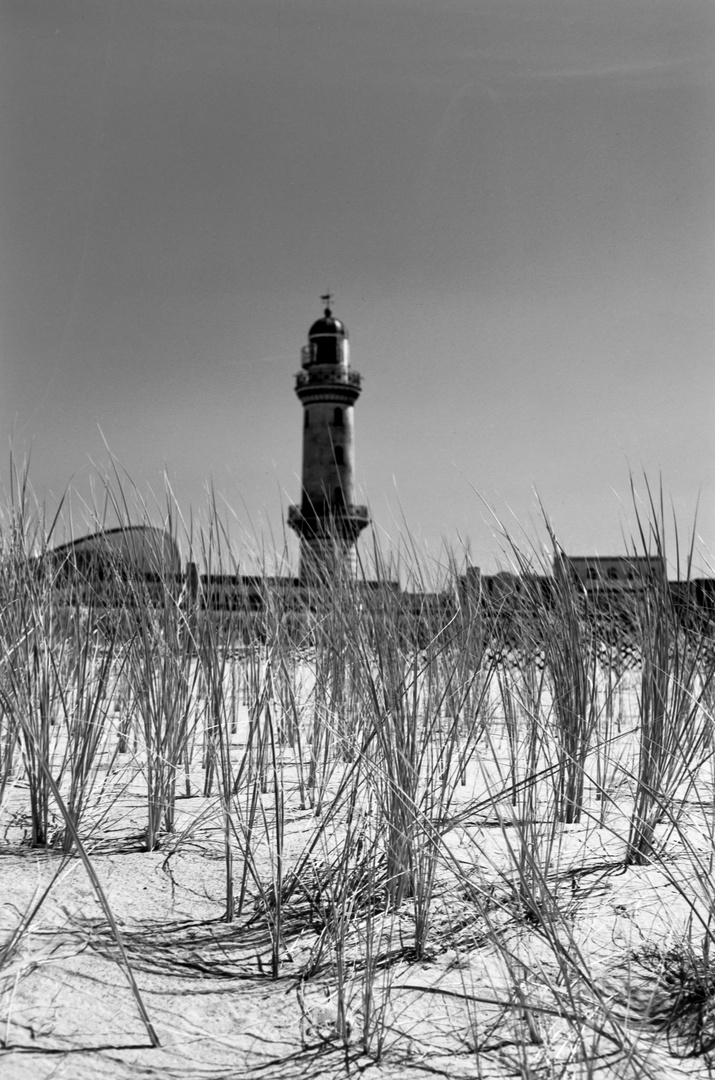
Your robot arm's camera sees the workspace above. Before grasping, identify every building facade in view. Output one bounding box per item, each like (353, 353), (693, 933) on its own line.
(553, 553), (665, 593)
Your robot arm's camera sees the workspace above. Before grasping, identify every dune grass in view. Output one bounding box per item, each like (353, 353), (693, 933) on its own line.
(0, 471), (713, 1076)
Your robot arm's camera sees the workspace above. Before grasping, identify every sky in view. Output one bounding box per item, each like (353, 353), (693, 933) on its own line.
(1, 0), (714, 576)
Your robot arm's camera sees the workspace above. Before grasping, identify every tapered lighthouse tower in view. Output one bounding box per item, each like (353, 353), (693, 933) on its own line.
(288, 297), (370, 580)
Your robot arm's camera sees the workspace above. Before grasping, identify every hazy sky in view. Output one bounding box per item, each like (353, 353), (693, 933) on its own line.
(1, 0), (714, 574)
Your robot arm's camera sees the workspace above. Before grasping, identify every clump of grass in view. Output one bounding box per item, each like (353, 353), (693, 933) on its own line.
(626, 481), (715, 865)
(345, 573), (480, 949)
(535, 529), (601, 826)
(622, 933), (715, 1059)
(0, 469), (70, 846)
(124, 557), (201, 852)
(54, 597), (122, 851)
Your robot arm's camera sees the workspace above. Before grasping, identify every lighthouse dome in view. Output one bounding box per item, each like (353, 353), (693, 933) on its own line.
(308, 307), (348, 340)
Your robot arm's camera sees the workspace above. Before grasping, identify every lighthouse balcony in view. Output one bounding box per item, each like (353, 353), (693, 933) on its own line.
(288, 502), (370, 538)
(295, 366), (362, 405)
(295, 367), (361, 389)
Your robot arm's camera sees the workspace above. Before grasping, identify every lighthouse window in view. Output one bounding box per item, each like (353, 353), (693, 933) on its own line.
(304, 410), (310, 428)
(334, 446), (344, 465)
(333, 408), (343, 427)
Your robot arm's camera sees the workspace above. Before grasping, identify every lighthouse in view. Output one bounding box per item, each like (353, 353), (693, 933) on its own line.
(288, 296), (370, 580)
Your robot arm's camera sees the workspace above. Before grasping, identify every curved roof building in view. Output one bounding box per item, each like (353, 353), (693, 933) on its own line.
(51, 525), (181, 577)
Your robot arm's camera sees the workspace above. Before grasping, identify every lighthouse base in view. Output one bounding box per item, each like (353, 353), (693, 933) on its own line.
(287, 503), (370, 584)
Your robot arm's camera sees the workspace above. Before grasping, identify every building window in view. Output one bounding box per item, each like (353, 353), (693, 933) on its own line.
(334, 445), (344, 465)
(304, 409), (310, 428)
(607, 567), (619, 580)
(333, 407), (343, 427)
(333, 487), (345, 508)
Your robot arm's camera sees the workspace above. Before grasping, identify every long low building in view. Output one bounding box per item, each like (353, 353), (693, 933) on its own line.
(41, 527), (715, 636)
